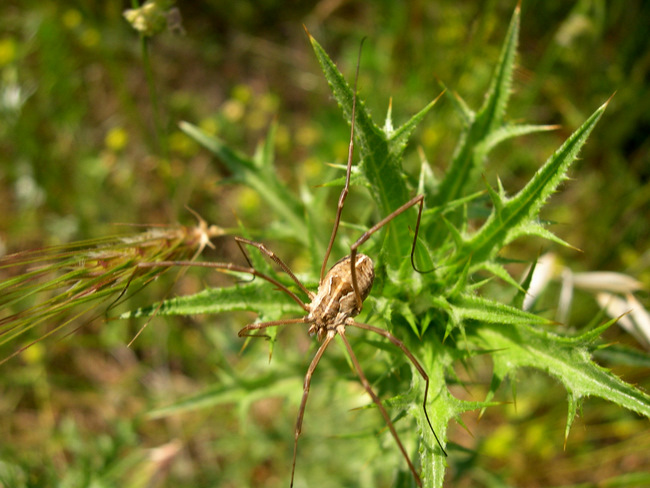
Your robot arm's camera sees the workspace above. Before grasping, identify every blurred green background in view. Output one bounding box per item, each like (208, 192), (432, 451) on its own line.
(1, 1), (649, 487)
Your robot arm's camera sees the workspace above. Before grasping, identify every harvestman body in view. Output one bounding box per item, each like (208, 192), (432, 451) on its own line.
(143, 38), (446, 487)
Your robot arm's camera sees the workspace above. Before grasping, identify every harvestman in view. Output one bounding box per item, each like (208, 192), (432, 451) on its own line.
(143, 41), (446, 486)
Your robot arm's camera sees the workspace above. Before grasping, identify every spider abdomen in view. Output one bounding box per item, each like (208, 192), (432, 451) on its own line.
(308, 254), (374, 336)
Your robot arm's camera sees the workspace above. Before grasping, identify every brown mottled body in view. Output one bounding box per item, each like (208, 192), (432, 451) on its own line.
(308, 254), (374, 340)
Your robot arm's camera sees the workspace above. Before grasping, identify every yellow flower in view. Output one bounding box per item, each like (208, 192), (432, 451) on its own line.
(105, 127), (129, 152)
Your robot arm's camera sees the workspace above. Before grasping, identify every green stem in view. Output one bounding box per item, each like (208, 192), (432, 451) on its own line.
(140, 35), (168, 159)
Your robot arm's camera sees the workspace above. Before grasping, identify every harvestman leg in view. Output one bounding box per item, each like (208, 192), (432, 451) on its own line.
(235, 237), (314, 300)
(337, 330), (423, 483)
(288, 328), (438, 487)
(289, 333), (336, 488)
(349, 193), (428, 310)
(319, 39), (365, 284)
(349, 319), (447, 456)
(284, 323), (442, 486)
(237, 317), (308, 338)
(309, 38), (428, 307)
(138, 260), (309, 313)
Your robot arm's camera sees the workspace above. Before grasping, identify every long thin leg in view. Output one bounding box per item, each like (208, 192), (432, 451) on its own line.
(138, 260), (309, 312)
(320, 39), (366, 285)
(348, 319), (447, 456)
(349, 194), (427, 310)
(237, 317), (307, 338)
(235, 237), (314, 300)
(290, 332), (335, 488)
(338, 329), (423, 487)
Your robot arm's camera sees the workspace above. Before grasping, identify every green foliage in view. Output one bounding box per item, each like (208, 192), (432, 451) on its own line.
(3, 2), (650, 487)
(126, 6), (650, 487)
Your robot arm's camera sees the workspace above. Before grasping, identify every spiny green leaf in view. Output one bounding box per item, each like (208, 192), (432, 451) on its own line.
(453, 98), (608, 269)
(441, 215), (464, 250)
(390, 93), (443, 155)
(484, 176), (505, 216)
(383, 100), (395, 136)
(572, 315), (619, 343)
(306, 30), (385, 157)
(501, 99), (608, 233)
(512, 254), (539, 310)
(417, 335), (497, 487)
(504, 220), (577, 249)
(474, 321), (650, 425)
(450, 294), (554, 326)
(432, 5), (520, 210)
(438, 81), (475, 127)
(420, 189), (486, 232)
(475, 4), (520, 133)
(478, 261), (526, 293)
(449, 258), (471, 299)
(475, 123), (559, 156)
(418, 149), (438, 196)
(307, 30), (428, 263)
(123, 282), (298, 319)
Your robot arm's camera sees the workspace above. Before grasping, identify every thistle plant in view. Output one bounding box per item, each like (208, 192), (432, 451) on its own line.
(2, 4), (648, 487)
(125, 6), (650, 487)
